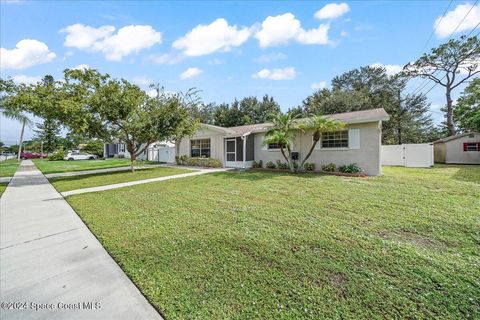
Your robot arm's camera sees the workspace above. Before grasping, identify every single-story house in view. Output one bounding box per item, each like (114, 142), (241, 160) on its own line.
(433, 132), (480, 164)
(178, 108), (390, 176)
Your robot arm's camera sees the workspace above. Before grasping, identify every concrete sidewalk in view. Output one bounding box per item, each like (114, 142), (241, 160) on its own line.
(61, 167), (230, 197)
(0, 160), (162, 320)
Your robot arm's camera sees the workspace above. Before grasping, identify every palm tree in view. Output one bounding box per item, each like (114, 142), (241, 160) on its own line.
(263, 113), (299, 172)
(0, 108), (33, 161)
(297, 115), (344, 170)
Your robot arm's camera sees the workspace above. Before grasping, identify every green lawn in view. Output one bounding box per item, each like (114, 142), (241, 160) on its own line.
(0, 182), (8, 197)
(0, 158), (20, 177)
(66, 165), (480, 319)
(33, 158), (157, 174)
(50, 166), (193, 192)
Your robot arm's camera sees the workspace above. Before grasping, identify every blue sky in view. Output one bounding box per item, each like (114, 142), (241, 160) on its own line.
(1, 1), (479, 145)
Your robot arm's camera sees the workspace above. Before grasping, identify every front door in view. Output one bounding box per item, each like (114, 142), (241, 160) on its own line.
(225, 138), (236, 167)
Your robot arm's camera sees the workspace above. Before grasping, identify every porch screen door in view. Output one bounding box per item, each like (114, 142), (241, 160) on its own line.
(226, 139), (236, 162)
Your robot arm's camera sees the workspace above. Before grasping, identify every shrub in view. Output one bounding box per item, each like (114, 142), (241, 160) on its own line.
(276, 160), (289, 170)
(321, 163), (336, 172)
(303, 162), (315, 171)
(48, 149), (66, 161)
(252, 160), (263, 168)
(265, 161), (276, 169)
(176, 155), (188, 165)
(339, 163), (362, 174)
(183, 156), (222, 168)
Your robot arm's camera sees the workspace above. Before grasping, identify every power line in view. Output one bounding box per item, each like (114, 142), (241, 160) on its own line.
(409, 1), (479, 96)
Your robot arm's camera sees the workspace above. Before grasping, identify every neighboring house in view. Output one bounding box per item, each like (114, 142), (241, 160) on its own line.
(104, 141), (171, 160)
(178, 108), (390, 175)
(433, 132), (480, 164)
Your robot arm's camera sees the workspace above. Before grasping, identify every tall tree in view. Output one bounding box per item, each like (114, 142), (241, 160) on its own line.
(453, 78), (480, 133)
(403, 35), (480, 136)
(302, 66), (436, 144)
(34, 117), (61, 153)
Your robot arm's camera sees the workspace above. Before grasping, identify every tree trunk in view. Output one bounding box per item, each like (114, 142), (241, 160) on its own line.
(17, 119), (26, 162)
(300, 138), (319, 171)
(130, 153), (136, 173)
(279, 147), (292, 171)
(286, 145), (295, 173)
(126, 143), (136, 173)
(446, 87), (455, 136)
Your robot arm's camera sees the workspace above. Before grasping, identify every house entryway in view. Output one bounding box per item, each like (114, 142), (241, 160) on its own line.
(224, 136), (254, 169)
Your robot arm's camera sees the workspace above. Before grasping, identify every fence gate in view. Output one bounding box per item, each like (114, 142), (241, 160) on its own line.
(381, 144), (433, 168)
(147, 147), (176, 163)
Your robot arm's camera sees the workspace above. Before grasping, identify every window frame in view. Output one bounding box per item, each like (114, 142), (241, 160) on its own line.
(464, 142), (479, 152)
(190, 138), (211, 158)
(321, 130), (349, 149)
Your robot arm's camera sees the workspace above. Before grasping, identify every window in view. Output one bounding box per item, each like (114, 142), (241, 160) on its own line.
(464, 142), (479, 152)
(191, 139), (211, 157)
(321, 130), (349, 148)
(268, 143), (280, 150)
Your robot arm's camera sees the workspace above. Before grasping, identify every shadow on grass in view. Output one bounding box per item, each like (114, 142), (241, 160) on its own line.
(448, 165), (480, 185)
(49, 167), (160, 183)
(208, 169), (329, 182)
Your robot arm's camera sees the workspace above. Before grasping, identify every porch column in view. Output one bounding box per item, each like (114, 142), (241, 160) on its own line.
(243, 136), (246, 169)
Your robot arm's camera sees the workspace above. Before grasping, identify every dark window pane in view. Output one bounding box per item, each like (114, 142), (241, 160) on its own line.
(227, 153), (235, 161)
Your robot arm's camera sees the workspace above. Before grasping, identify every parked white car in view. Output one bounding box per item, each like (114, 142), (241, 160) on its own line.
(64, 151), (98, 161)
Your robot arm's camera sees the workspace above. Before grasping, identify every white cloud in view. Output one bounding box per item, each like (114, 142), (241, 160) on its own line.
(252, 67), (296, 80)
(434, 3), (480, 38)
(61, 24), (162, 61)
(311, 81), (327, 90)
(148, 52), (183, 65)
(0, 39), (56, 70)
(254, 52), (287, 63)
(173, 18), (251, 56)
(11, 75), (42, 85)
(72, 64), (90, 70)
(315, 3), (350, 20)
(255, 13), (330, 48)
(180, 67), (203, 80)
(370, 62), (403, 76)
(132, 76), (151, 86)
(340, 30), (349, 37)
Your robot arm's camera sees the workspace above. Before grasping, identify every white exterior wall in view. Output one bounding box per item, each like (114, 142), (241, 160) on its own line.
(444, 133), (480, 164)
(254, 122), (382, 175)
(178, 127), (226, 165)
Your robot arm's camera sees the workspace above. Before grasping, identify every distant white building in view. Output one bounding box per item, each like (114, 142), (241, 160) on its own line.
(103, 141), (175, 162)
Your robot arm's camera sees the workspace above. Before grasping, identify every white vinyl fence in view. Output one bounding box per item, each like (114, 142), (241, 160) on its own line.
(381, 144), (434, 168)
(147, 147), (176, 163)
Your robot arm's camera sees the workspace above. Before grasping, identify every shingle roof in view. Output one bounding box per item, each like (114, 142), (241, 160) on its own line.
(204, 108), (390, 136)
(433, 132), (480, 143)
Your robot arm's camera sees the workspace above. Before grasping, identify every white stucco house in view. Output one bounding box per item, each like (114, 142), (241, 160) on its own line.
(433, 132), (480, 164)
(178, 108), (390, 176)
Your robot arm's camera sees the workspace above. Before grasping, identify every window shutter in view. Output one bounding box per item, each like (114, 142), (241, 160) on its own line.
(348, 129), (360, 149)
(477, 143), (480, 152)
(261, 135), (267, 150)
(463, 143), (468, 152)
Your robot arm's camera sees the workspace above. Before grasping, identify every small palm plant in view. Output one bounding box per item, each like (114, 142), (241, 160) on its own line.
(263, 113), (299, 172)
(297, 115), (344, 170)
